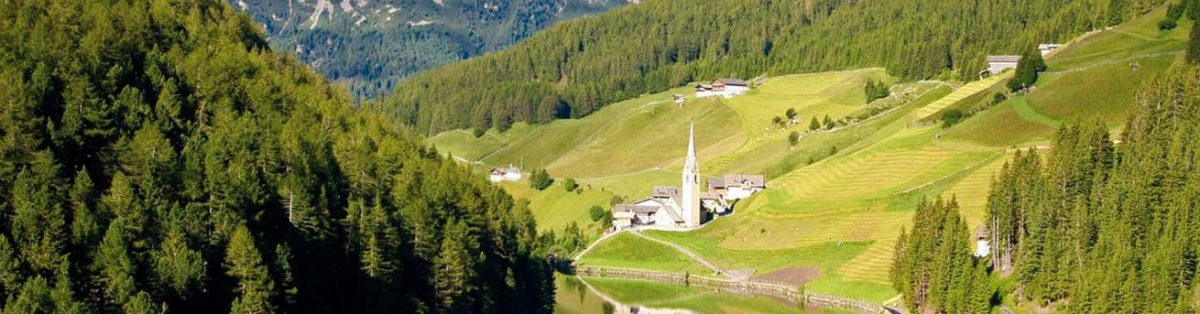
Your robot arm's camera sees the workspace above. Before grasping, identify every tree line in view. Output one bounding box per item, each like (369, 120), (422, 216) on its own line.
(893, 63), (1200, 313)
(0, 0), (554, 312)
(378, 0), (1165, 134)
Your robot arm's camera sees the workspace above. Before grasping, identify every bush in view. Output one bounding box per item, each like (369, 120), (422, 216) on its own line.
(788, 131), (800, 146)
(942, 108), (965, 128)
(563, 178), (579, 192)
(609, 195), (625, 206)
(472, 128), (486, 138)
(1159, 18), (1178, 30)
(529, 168), (555, 190)
(809, 117), (821, 131)
(589, 206), (605, 222)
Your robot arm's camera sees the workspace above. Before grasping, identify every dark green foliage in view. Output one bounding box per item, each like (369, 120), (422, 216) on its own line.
(891, 197), (993, 313)
(942, 109), (965, 128)
(1160, 17), (1179, 30)
(865, 79), (891, 103)
(785, 108), (798, 120)
(379, 0), (1162, 134)
(530, 168), (555, 191)
(1190, 16), (1200, 63)
(772, 116), (784, 126)
(809, 117), (822, 131)
(788, 132), (801, 146)
(980, 66), (1200, 311)
(588, 206), (605, 222)
(823, 115), (835, 130)
(563, 178), (579, 192)
(1008, 48), (1047, 92)
(0, 0), (554, 312)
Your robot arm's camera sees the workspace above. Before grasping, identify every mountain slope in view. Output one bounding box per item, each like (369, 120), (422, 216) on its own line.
(0, 0), (553, 312)
(441, 5), (1187, 305)
(234, 0), (629, 100)
(381, 0), (1165, 134)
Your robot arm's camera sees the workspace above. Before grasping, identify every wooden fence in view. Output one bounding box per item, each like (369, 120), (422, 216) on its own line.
(574, 266), (887, 314)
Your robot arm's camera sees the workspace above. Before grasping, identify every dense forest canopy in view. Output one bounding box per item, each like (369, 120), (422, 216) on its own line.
(0, 0), (554, 312)
(378, 0), (1165, 134)
(893, 60), (1200, 313)
(233, 0), (627, 101)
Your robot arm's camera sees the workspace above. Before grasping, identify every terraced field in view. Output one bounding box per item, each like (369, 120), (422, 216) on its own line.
(915, 73), (1011, 121)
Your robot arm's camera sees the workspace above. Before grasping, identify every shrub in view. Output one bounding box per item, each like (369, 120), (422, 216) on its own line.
(589, 206), (605, 222)
(472, 128), (486, 138)
(942, 108), (965, 128)
(788, 131), (800, 146)
(529, 169), (555, 190)
(563, 178), (579, 192)
(1160, 18), (1178, 30)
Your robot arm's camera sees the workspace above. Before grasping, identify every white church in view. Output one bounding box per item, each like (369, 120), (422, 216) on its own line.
(610, 124), (763, 230)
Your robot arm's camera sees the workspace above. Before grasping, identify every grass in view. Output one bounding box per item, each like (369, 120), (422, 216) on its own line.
(575, 232), (712, 275)
(501, 180), (615, 233)
(579, 277), (850, 314)
(915, 73), (1011, 121)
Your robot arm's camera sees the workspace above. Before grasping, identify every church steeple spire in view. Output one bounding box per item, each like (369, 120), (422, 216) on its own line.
(684, 122), (698, 174)
(681, 122), (702, 227)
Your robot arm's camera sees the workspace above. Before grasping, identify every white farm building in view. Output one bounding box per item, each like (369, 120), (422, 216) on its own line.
(695, 78), (750, 99)
(488, 164), (522, 183)
(986, 55), (1021, 75)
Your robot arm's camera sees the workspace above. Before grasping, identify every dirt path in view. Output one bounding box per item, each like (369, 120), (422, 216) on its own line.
(572, 230), (627, 260)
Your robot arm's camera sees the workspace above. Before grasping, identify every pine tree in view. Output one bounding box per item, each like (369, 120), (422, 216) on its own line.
(0, 235), (22, 298)
(433, 221), (478, 313)
(152, 225), (205, 299)
(4, 276), (54, 313)
(98, 219), (138, 306)
(9, 152), (67, 275)
(69, 169), (102, 251)
(225, 226), (276, 314)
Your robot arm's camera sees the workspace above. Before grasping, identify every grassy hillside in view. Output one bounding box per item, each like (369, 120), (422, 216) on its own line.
(945, 6), (1191, 145)
(438, 6), (1183, 305)
(381, 0), (1165, 133)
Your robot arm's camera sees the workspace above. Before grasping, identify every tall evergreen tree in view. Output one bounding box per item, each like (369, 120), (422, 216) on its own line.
(226, 226), (276, 314)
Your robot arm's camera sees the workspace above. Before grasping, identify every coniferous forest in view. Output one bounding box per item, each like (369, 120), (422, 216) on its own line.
(892, 63), (1200, 313)
(0, 0), (554, 313)
(379, 0), (1166, 134)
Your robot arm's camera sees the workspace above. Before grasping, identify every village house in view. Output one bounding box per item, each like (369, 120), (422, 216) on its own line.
(488, 164), (523, 183)
(974, 226), (991, 257)
(707, 174), (766, 201)
(1038, 43), (1062, 56)
(986, 55), (1021, 75)
(695, 78), (750, 99)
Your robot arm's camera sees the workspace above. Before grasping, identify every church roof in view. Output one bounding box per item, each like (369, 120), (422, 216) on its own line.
(651, 186), (680, 199)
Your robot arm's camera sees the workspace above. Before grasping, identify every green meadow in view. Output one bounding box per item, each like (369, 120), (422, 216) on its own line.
(436, 5), (1183, 305)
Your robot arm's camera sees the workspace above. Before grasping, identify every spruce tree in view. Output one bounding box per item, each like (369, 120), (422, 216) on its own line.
(433, 221), (478, 313)
(225, 226), (276, 314)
